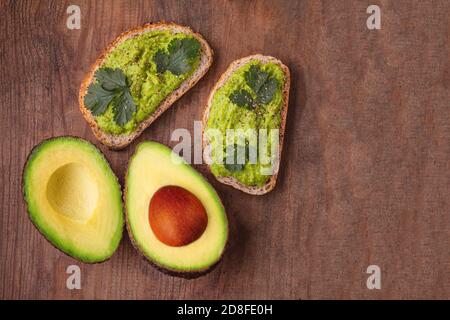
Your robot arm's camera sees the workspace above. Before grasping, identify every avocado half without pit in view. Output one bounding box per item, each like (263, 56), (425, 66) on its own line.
(125, 141), (228, 278)
(22, 137), (123, 263)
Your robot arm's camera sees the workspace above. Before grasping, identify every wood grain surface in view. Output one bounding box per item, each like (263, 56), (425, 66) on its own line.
(1, 0), (449, 299)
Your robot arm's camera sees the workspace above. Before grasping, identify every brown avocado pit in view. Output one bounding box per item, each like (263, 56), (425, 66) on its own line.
(149, 185), (208, 247)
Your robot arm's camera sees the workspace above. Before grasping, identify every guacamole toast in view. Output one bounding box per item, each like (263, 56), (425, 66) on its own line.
(80, 22), (213, 150)
(202, 55), (290, 195)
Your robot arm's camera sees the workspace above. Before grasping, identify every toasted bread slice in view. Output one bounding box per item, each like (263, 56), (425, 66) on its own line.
(202, 55), (290, 195)
(79, 22), (213, 150)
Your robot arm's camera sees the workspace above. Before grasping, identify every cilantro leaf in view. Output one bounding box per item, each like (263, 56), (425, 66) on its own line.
(255, 77), (278, 105)
(224, 144), (248, 172)
(84, 83), (117, 116)
(113, 90), (136, 126)
(245, 65), (269, 93)
(84, 67), (136, 127)
(229, 64), (279, 109)
(224, 162), (245, 172)
(153, 51), (170, 73)
(229, 89), (254, 109)
(154, 38), (201, 76)
(95, 68), (127, 90)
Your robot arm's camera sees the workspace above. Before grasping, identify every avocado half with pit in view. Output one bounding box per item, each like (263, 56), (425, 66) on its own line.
(125, 141), (228, 277)
(22, 137), (123, 263)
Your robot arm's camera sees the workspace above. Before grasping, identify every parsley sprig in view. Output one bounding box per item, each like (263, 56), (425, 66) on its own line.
(84, 68), (136, 126)
(229, 65), (279, 110)
(154, 38), (201, 76)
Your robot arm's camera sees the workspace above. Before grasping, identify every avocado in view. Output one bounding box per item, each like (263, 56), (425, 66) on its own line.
(125, 141), (228, 277)
(22, 136), (123, 263)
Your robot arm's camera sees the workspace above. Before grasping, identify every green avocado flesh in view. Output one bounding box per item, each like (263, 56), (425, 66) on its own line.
(23, 137), (123, 263)
(95, 31), (201, 135)
(206, 61), (285, 187)
(126, 141), (228, 274)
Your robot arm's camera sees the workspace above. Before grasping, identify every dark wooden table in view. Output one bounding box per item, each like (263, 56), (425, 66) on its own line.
(1, 0), (449, 299)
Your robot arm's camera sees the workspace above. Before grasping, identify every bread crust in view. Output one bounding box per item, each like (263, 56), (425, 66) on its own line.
(79, 22), (214, 150)
(202, 55), (290, 195)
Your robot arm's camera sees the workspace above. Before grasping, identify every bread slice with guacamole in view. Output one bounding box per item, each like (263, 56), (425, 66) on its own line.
(79, 22), (213, 149)
(203, 55), (290, 195)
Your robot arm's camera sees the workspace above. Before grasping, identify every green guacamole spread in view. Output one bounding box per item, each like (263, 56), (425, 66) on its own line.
(95, 31), (201, 134)
(206, 61), (285, 187)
